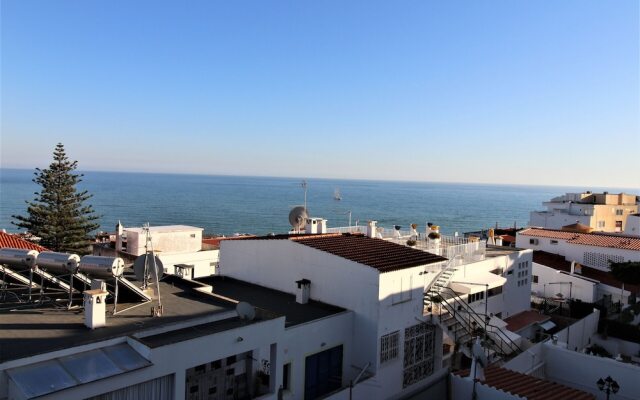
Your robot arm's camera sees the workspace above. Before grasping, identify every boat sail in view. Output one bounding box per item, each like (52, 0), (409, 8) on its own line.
(334, 188), (342, 201)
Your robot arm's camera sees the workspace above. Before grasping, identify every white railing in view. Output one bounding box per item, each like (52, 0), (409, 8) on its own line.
(325, 226), (368, 234)
(325, 225), (486, 263)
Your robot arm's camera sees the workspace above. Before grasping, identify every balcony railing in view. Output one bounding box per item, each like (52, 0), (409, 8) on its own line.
(326, 225), (486, 263)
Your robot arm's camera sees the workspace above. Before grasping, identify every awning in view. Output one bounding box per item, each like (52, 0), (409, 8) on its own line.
(450, 271), (507, 294)
(538, 321), (556, 332)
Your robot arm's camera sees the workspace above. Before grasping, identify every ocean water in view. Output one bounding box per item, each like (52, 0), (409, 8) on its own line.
(0, 168), (628, 237)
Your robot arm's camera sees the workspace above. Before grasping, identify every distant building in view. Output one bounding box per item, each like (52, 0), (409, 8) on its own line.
(529, 191), (639, 232)
(516, 227), (640, 305)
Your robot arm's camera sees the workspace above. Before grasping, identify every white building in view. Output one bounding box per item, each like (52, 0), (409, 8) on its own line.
(116, 224), (204, 256)
(529, 192), (639, 232)
(516, 227), (640, 305)
(113, 224), (219, 279)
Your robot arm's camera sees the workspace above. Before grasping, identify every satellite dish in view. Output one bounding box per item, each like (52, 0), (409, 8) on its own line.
(288, 206), (309, 230)
(236, 301), (256, 321)
(133, 252), (164, 284)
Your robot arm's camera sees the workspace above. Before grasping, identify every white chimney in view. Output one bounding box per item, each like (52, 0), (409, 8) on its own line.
(495, 237), (503, 246)
(84, 288), (108, 329)
(115, 221), (124, 251)
(367, 221), (377, 238)
(318, 219), (327, 234)
(296, 279), (311, 304)
(304, 218), (315, 234)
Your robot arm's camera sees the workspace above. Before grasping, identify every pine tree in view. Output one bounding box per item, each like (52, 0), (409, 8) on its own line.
(12, 143), (101, 254)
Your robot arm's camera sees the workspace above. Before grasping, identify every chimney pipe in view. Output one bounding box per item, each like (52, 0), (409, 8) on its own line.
(295, 279), (311, 304)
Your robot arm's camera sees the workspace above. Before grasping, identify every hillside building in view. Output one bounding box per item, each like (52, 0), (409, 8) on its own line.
(529, 192), (639, 232)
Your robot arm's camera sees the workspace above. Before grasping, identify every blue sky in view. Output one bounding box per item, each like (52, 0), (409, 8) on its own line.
(1, 1), (638, 188)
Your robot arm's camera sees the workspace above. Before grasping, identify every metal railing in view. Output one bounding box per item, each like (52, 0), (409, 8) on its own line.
(426, 287), (522, 358)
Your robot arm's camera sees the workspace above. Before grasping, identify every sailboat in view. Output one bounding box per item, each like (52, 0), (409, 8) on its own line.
(334, 188), (342, 201)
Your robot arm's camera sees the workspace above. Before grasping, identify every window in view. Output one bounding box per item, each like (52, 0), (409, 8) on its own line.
(529, 238), (538, 245)
(597, 221), (606, 228)
(533, 275), (539, 283)
(282, 363), (291, 391)
(488, 286), (503, 297)
(468, 292), (484, 303)
(380, 331), (400, 364)
(190, 233), (196, 238)
(507, 270), (514, 275)
(616, 209), (624, 216)
(304, 346), (342, 400)
(490, 268), (503, 275)
(550, 240), (558, 245)
(403, 323), (436, 388)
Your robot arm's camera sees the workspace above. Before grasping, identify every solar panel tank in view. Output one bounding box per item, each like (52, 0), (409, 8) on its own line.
(0, 248), (39, 270)
(36, 252), (81, 274)
(79, 256), (124, 278)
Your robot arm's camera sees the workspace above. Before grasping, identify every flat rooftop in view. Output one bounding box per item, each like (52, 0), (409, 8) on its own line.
(124, 225), (203, 233)
(485, 244), (522, 258)
(0, 274), (346, 363)
(197, 276), (345, 327)
(0, 276), (235, 363)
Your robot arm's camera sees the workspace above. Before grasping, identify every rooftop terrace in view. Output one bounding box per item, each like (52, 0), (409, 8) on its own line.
(0, 276), (236, 363)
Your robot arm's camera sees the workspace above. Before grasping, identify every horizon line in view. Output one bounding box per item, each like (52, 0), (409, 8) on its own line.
(1, 166), (638, 193)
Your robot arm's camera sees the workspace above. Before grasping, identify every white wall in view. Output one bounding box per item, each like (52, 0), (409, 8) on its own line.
(376, 265), (445, 398)
(125, 228), (203, 256)
(530, 211), (593, 230)
(280, 311), (354, 400)
(157, 250), (219, 278)
(516, 234), (570, 257)
(543, 342), (640, 400)
(531, 263), (598, 302)
(451, 249), (532, 319)
(220, 239), (381, 372)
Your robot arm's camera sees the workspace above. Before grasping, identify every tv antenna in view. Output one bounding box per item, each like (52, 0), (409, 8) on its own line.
(289, 206), (309, 233)
(137, 223), (163, 316)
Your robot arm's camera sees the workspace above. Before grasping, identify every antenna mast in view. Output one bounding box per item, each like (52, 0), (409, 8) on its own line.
(143, 223), (163, 316)
(301, 179), (308, 210)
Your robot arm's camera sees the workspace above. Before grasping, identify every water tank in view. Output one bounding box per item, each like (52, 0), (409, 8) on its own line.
(79, 256), (124, 278)
(0, 248), (39, 269)
(37, 252), (81, 274)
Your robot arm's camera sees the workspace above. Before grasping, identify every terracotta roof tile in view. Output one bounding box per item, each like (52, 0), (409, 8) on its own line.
(292, 234), (448, 273)
(0, 232), (48, 252)
(454, 366), (595, 400)
(504, 310), (550, 333)
(519, 228), (640, 251)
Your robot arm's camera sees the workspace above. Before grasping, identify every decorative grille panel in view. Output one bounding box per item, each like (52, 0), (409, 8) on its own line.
(380, 331), (400, 364)
(403, 323), (435, 388)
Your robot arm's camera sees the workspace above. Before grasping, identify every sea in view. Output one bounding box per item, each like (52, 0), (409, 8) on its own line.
(0, 168), (633, 237)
